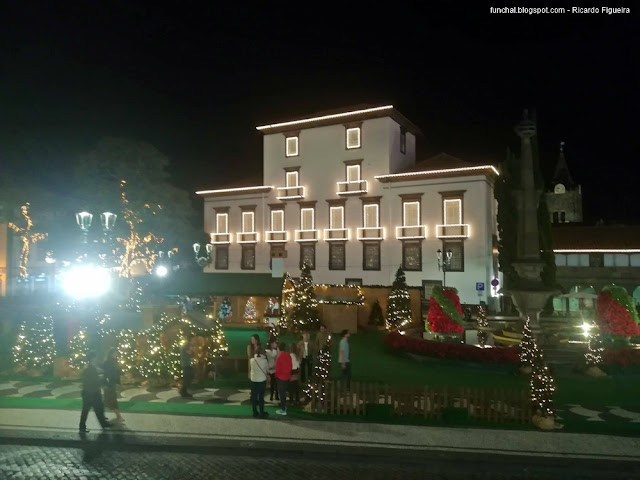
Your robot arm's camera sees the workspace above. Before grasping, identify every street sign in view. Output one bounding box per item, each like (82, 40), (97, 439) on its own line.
(476, 282), (485, 291)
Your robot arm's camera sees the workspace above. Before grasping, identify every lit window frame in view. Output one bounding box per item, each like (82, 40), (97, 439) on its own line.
(295, 205), (318, 243)
(237, 209), (258, 244)
(211, 210), (232, 244)
(357, 200), (383, 241)
(436, 193), (470, 239)
(337, 160), (368, 195)
(396, 197), (427, 240)
(346, 127), (361, 149)
(285, 135), (299, 157)
(276, 168), (305, 200)
(324, 205), (348, 241)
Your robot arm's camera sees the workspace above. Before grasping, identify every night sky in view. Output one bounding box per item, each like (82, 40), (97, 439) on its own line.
(1, 3), (636, 223)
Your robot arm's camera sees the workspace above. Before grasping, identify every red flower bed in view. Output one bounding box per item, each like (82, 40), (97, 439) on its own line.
(427, 289), (464, 333)
(384, 332), (519, 364)
(603, 348), (640, 367)
(595, 291), (640, 337)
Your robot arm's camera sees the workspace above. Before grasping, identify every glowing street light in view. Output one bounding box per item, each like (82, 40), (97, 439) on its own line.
(62, 265), (111, 299)
(436, 248), (453, 287)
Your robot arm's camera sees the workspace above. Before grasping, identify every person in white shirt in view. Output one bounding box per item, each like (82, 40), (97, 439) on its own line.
(288, 342), (301, 405)
(265, 339), (280, 401)
(297, 332), (313, 384)
(249, 346), (269, 418)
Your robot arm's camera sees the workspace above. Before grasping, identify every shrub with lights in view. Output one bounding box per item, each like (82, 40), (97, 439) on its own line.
(304, 332), (332, 403)
(386, 267), (412, 332)
(68, 328), (90, 370)
(290, 263), (320, 332)
(13, 315), (56, 373)
(518, 317), (536, 371)
(426, 285), (464, 334)
(530, 344), (556, 425)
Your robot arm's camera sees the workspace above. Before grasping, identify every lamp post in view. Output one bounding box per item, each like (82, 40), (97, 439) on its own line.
(436, 248), (453, 287)
(193, 242), (213, 267)
(155, 250), (175, 277)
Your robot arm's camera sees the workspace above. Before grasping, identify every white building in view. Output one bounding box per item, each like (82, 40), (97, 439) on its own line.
(197, 105), (500, 305)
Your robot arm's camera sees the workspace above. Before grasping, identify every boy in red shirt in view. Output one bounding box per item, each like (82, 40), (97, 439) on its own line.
(275, 342), (292, 415)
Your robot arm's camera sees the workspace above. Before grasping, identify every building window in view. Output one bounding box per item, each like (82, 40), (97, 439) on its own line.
(272, 209), (284, 232)
(402, 241), (422, 271)
(301, 207), (314, 231)
(560, 211), (566, 223)
(238, 209), (257, 243)
(286, 136), (299, 157)
(346, 278), (362, 286)
(338, 161), (367, 195)
(443, 241), (464, 272)
(346, 127), (361, 149)
(329, 242), (346, 270)
(287, 170), (299, 188)
(363, 242), (381, 270)
(330, 206), (344, 230)
(590, 253), (604, 268)
(400, 129), (406, 154)
(215, 246), (229, 270)
(437, 194), (469, 238)
(347, 164), (361, 183)
(300, 243), (316, 269)
(552, 211), (559, 223)
(241, 245), (255, 270)
(404, 201), (419, 227)
(444, 198), (462, 225)
(364, 204), (379, 229)
(216, 213), (228, 234)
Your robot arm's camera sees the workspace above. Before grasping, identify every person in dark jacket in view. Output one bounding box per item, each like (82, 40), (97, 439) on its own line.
(103, 347), (123, 423)
(79, 351), (110, 433)
(180, 334), (195, 398)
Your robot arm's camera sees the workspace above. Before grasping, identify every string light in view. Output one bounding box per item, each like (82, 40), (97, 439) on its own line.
(13, 315), (56, 372)
(8, 204), (47, 279)
(386, 267), (412, 333)
(243, 297), (258, 320)
(476, 305), (489, 348)
(584, 322), (604, 368)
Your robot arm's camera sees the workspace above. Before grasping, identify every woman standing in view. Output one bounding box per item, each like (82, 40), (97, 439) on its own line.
(247, 334), (261, 378)
(265, 338), (280, 402)
(288, 342), (301, 405)
(249, 346), (269, 418)
(103, 348), (123, 423)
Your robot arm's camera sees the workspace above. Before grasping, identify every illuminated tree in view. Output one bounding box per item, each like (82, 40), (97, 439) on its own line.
(304, 334), (331, 403)
(386, 267), (412, 332)
(530, 345), (555, 418)
(218, 297), (232, 320)
(243, 297), (257, 320)
(476, 305), (489, 347)
(585, 323), (604, 368)
(291, 263), (319, 332)
(13, 315), (56, 372)
(8, 204), (47, 278)
(519, 316), (536, 366)
(68, 328), (90, 370)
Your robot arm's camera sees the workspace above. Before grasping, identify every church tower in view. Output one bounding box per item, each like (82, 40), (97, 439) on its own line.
(545, 141), (582, 223)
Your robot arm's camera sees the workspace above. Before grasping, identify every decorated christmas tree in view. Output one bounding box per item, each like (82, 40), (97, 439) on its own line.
(595, 286), (640, 338)
(141, 326), (182, 381)
(13, 315), (56, 372)
(243, 297), (257, 320)
(304, 333), (331, 403)
(386, 267), (412, 332)
(68, 328), (90, 370)
(519, 316), (536, 367)
(218, 297), (232, 320)
(291, 263), (320, 332)
(117, 329), (141, 378)
(426, 285), (464, 333)
(585, 323), (604, 369)
(476, 305), (489, 347)
(530, 345), (555, 419)
(368, 299), (385, 326)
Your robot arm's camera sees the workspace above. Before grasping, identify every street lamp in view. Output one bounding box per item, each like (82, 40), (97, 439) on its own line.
(193, 242), (213, 267)
(155, 250), (175, 277)
(75, 212), (93, 244)
(436, 248), (453, 287)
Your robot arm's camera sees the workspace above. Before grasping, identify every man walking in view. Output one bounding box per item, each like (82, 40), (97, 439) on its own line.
(180, 334), (195, 398)
(79, 351), (110, 433)
(297, 332), (313, 384)
(275, 342), (292, 416)
(339, 329), (351, 391)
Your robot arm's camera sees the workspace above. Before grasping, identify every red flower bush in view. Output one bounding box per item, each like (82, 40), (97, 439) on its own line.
(427, 288), (464, 333)
(603, 348), (640, 367)
(595, 291), (640, 337)
(384, 332), (519, 364)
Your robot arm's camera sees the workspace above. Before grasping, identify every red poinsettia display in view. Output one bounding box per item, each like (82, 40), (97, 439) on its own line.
(384, 332), (519, 364)
(595, 291), (640, 337)
(427, 287), (464, 333)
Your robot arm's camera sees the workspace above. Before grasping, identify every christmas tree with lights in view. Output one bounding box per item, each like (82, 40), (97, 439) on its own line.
(291, 262), (319, 332)
(243, 297), (257, 320)
(304, 333), (331, 404)
(519, 316), (536, 371)
(13, 315), (56, 373)
(117, 329), (141, 379)
(386, 267), (412, 332)
(218, 297), (232, 321)
(68, 328), (90, 370)
(368, 299), (385, 326)
(476, 305), (489, 347)
(530, 344), (556, 422)
(584, 322), (606, 376)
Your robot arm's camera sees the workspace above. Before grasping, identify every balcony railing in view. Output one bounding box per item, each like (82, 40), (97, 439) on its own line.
(337, 180), (368, 195)
(236, 232), (258, 244)
(265, 231), (288, 243)
(396, 225), (427, 240)
(210, 232), (232, 244)
(323, 228), (349, 241)
(276, 185), (305, 200)
(435, 224), (470, 239)
(295, 229), (319, 242)
(356, 227), (384, 241)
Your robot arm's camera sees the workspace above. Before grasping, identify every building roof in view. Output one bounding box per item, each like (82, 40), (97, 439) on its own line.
(255, 104), (422, 136)
(552, 225), (640, 251)
(551, 142), (576, 189)
(375, 153), (499, 183)
(149, 272), (284, 296)
(196, 185), (272, 198)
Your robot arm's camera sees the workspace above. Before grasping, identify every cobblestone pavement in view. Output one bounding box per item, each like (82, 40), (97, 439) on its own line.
(0, 442), (638, 480)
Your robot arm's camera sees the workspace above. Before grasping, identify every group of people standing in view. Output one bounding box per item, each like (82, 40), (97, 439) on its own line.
(247, 324), (351, 418)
